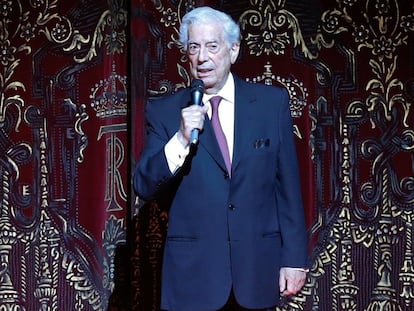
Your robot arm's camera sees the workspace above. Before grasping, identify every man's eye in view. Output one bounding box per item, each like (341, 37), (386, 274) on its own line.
(188, 44), (199, 53)
(207, 44), (218, 50)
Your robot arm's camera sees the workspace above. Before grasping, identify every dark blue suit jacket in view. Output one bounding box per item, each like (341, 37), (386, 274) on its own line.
(134, 75), (308, 311)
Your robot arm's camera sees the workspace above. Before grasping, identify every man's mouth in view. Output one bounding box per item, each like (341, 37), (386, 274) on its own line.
(197, 68), (212, 76)
(198, 67), (212, 72)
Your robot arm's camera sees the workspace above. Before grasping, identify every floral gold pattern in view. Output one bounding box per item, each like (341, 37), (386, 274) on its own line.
(1, 1), (128, 310)
(239, 0), (318, 59)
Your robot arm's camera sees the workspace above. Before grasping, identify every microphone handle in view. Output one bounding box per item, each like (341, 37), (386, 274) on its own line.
(190, 128), (199, 145)
(190, 90), (203, 145)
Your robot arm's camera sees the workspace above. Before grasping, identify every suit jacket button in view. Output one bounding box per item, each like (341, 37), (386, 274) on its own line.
(228, 204), (235, 211)
(224, 172), (229, 179)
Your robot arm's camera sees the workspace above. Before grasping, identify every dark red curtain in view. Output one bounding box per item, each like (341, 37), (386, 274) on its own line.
(1, 1), (128, 310)
(3, 0), (414, 310)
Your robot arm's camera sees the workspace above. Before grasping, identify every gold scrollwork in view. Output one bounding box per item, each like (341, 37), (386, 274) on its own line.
(239, 0), (318, 59)
(317, 0), (413, 129)
(62, 254), (104, 310)
(310, 2), (414, 308)
(69, 4), (127, 63)
(1, 1), (128, 309)
(102, 215), (126, 292)
(0, 0), (123, 133)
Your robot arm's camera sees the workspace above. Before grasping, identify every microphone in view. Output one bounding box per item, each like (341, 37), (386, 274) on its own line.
(189, 79), (205, 145)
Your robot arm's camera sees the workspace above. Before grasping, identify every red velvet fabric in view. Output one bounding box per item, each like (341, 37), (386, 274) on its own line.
(4, 0), (414, 310)
(2, 1), (128, 310)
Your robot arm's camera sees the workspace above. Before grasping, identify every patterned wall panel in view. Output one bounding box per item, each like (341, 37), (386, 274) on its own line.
(1, 0), (128, 310)
(130, 0), (414, 310)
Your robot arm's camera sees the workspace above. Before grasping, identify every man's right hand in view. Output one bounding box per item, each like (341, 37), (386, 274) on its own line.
(179, 104), (208, 146)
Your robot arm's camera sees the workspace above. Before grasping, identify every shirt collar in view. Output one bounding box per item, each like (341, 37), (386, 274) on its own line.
(203, 73), (235, 104)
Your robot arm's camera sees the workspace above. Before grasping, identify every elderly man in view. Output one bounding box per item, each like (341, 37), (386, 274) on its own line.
(134, 6), (308, 311)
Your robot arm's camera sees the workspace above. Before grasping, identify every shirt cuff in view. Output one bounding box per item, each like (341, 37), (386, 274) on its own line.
(165, 132), (190, 173)
(284, 267), (309, 273)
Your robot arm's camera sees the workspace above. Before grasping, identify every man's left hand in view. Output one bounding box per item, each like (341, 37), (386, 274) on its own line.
(279, 267), (307, 296)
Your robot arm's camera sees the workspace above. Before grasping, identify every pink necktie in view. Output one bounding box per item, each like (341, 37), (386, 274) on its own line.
(210, 96), (231, 175)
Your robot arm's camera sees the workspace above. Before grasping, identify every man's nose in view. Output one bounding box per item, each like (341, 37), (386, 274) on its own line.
(198, 46), (209, 62)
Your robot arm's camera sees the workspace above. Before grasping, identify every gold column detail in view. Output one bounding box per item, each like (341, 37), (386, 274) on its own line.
(399, 213), (414, 307)
(0, 170), (23, 310)
(331, 207), (358, 311)
(33, 211), (59, 310)
(366, 171), (403, 311)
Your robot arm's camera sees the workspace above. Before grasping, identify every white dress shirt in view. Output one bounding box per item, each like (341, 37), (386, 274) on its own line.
(165, 73), (235, 173)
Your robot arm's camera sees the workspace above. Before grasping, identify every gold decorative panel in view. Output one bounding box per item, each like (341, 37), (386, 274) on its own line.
(1, 1), (128, 310)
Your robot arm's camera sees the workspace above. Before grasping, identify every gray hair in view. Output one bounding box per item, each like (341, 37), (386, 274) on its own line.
(179, 6), (241, 50)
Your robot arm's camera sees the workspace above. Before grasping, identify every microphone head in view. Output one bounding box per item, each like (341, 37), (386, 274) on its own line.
(191, 79), (205, 94)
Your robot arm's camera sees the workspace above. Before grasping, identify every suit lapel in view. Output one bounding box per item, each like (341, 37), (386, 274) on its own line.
(232, 77), (255, 172)
(199, 117), (229, 173)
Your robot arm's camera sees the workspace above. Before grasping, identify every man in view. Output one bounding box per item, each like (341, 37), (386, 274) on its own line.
(134, 6), (308, 311)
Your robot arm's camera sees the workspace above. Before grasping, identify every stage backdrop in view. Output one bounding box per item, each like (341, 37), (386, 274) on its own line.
(130, 1), (414, 311)
(2, 0), (414, 310)
(0, 0), (128, 310)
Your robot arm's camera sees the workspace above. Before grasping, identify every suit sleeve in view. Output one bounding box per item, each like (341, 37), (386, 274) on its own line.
(276, 89), (309, 268)
(133, 99), (176, 201)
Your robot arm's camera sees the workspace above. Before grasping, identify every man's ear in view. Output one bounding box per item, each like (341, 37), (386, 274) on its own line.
(230, 42), (240, 64)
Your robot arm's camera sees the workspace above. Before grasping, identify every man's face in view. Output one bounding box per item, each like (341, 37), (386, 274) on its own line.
(186, 22), (240, 94)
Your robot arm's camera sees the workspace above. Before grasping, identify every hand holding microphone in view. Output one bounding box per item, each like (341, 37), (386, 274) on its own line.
(189, 79), (205, 144)
(179, 79), (207, 146)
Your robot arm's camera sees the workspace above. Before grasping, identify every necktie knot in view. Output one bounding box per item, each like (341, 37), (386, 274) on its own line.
(210, 96), (222, 111)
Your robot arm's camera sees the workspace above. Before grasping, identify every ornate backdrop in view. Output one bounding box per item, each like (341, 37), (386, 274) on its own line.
(0, 0), (128, 310)
(1, 0), (414, 310)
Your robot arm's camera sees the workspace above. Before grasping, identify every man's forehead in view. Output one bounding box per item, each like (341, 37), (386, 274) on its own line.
(188, 23), (223, 38)
(187, 34), (223, 44)
(187, 37), (220, 43)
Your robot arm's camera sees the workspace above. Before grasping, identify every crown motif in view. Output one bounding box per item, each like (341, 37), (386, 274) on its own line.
(90, 63), (127, 118)
(246, 62), (308, 118)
